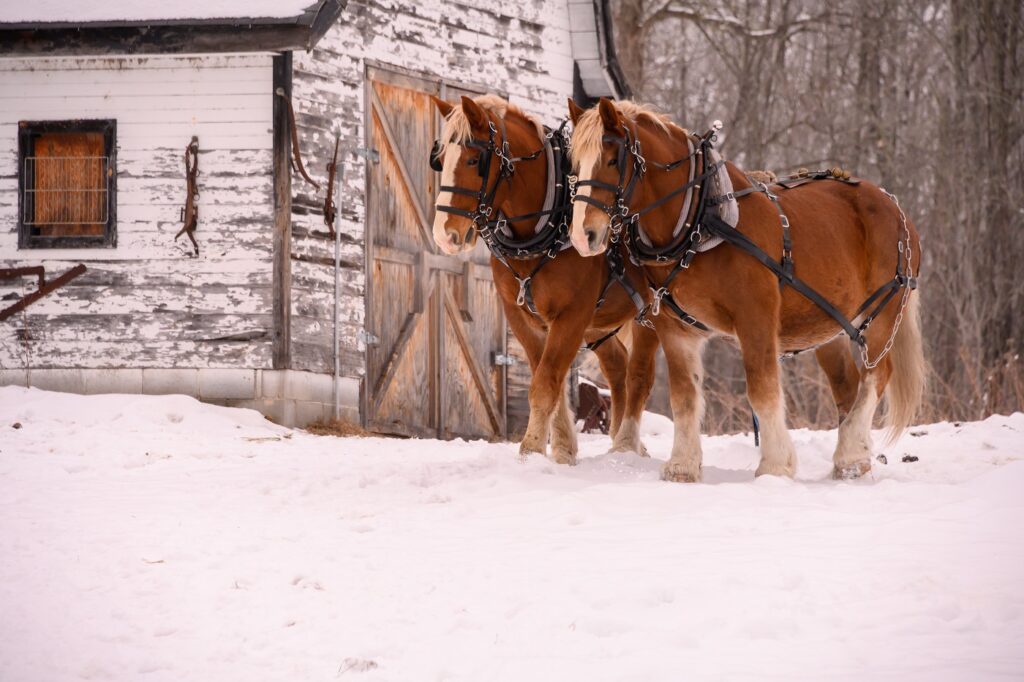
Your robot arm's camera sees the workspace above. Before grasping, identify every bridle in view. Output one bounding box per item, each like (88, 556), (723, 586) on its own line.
(431, 113), (649, 341)
(572, 120), (722, 328)
(431, 117), (573, 311)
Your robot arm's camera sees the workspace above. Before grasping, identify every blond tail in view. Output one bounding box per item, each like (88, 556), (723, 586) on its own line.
(884, 290), (927, 442)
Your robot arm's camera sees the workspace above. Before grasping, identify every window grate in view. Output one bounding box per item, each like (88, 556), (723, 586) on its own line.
(22, 155), (110, 226)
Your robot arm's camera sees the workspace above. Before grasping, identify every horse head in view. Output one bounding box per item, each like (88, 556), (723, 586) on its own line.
(568, 97), (692, 257)
(429, 94), (550, 255)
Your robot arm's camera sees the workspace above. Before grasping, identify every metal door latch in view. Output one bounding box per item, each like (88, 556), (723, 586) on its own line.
(492, 353), (517, 366)
(354, 147), (380, 164)
(358, 330), (380, 346)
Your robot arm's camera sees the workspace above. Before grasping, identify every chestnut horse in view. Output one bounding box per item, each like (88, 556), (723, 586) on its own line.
(429, 94), (659, 462)
(569, 98), (925, 481)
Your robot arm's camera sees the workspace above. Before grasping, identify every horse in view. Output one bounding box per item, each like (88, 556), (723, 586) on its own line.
(567, 98), (926, 482)
(428, 94), (660, 463)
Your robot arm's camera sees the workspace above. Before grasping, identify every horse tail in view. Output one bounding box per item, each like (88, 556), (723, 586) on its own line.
(883, 290), (926, 442)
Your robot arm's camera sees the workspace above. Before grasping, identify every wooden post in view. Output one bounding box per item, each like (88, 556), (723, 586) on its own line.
(272, 52), (293, 369)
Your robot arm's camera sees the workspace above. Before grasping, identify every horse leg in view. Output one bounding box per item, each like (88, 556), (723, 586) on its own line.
(591, 336), (629, 439)
(658, 323), (706, 482)
(610, 323), (659, 456)
(737, 323), (797, 478)
(815, 336), (860, 425)
(520, 311), (590, 465)
(549, 377), (579, 465)
(503, 300), (547, 438)
(831, 357), (888, 479)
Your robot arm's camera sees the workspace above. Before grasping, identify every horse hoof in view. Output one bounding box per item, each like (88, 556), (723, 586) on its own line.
(755, 460), (796, 478)
(661, 461), (701, 483)
(607, 440), (650, 457)
(832, 460), (871, 480)
(550, 448), (577, 466)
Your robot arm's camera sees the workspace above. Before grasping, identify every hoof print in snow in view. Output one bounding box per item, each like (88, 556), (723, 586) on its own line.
(337, 658), (378, 675)
(902, 455), (919, 463)
(876, 454), (888, 464)
(832, 460), (871, 479)
(12, 422), (22, 429)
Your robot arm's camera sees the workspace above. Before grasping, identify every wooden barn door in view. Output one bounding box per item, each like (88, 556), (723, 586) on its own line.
(365, 67), (507, 440)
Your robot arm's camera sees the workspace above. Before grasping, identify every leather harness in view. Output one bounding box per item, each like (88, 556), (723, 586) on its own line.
(432, 117), (645, 351)
(573, 120), (918, 366)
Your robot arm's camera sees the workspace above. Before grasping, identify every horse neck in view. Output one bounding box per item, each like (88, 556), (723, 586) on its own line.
(493, 116), (548, 239)
(631, 123), (696, 244)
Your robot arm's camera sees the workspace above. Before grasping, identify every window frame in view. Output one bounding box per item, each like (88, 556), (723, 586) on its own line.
(17, 118), (117, 249)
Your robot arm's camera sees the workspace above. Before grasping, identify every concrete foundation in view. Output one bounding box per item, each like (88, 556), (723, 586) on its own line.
(0, 368), (361, 428)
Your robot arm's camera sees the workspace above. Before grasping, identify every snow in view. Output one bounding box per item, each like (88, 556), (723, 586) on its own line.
(0, 0), (319, 25)
(1, 385), (1022, 681)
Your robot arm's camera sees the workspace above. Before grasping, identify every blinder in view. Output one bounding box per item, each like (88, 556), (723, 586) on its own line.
(429, 140), (444, 172)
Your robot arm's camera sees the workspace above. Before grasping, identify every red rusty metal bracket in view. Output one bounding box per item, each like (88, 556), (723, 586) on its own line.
(0, 264), (87, 322)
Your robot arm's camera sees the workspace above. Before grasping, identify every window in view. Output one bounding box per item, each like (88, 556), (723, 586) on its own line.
(18, 119), (116, 249)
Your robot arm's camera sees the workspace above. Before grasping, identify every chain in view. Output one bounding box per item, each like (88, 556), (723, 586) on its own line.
(860, 188), (914, 369)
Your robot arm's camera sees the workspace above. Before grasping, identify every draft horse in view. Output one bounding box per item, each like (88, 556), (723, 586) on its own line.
(569, 98), (926, 481)
(428, 94), (659, 463)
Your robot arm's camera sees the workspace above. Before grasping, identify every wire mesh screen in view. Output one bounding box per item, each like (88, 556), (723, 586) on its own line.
(23, 155), (109, 231)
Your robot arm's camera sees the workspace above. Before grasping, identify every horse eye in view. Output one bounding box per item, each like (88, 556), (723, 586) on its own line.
(467, 157), (479, 167)
(607, 157), (618, 167)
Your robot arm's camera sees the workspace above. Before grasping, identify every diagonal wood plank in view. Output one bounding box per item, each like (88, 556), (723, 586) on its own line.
(370, 86), (435, 250)
(442, 283), (503, 435)
(372, 310), (423, 414)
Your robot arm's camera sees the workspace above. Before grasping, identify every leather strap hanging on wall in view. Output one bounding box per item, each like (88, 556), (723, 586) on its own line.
(323, 133), (340, 238)
(175, 136), (200, 255)
(275, 88), (321, 191)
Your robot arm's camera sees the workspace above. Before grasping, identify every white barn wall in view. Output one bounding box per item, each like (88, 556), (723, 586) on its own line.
(289, 0), (577, 423)
(0, 53), (276, 371)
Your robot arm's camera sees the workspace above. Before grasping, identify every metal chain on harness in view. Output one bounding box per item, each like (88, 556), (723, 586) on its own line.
(861, 189), (914, 369)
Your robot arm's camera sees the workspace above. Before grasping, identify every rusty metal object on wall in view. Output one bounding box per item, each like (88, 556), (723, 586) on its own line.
(175, 136), (200, 255)
(323, 132), (340, 239)
(275, 87), (321, 191)
(0, 264), (87, 322)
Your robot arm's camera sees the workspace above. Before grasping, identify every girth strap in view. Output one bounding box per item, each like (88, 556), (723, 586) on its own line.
(702, 214), (866, 345)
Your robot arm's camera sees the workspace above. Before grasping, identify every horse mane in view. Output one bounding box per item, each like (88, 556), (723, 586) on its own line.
(571, 100), (688, 172)
(441, 94), (546, 145)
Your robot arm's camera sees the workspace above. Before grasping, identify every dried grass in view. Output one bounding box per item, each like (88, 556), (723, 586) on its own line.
(304, 418), (374, 438)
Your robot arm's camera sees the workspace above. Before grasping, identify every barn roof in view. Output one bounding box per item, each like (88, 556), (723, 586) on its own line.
(570, 0), (631, 101)
(0, 0), (345, 55)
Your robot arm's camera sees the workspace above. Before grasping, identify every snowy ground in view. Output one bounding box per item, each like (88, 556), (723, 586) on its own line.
(1, 386), (1022, 681)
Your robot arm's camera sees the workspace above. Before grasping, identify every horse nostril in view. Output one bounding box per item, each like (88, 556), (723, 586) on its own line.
(446, 229), (463, 247)
(585, 229), (598, 249)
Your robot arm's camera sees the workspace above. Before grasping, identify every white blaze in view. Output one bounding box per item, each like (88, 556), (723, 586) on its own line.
(432, 143), (462, 254)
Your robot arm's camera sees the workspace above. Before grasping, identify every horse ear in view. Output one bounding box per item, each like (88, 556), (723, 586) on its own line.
(598, 97), (620, 131)
(460, 95), (489, 131)
(567, 98), (585, 125)
(430, 95), (454, 118)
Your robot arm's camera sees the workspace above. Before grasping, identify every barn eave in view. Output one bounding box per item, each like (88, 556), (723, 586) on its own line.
(0, 0), (346, 56)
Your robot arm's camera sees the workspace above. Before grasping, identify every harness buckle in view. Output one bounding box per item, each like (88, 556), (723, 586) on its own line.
(650, 287), (669, 317)
(515, 277), (529, 307)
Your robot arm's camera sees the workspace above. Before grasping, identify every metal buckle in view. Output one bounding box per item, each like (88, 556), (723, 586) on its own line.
(650, 286), (668, 317)
(515, 277), (529, 307)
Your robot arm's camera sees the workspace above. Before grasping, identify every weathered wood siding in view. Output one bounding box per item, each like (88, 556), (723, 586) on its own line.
(0, 54), (275, 369)
(291, 0), (576, 431)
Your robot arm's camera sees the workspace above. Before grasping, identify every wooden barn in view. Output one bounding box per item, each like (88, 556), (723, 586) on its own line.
(0, 0), (628, 439)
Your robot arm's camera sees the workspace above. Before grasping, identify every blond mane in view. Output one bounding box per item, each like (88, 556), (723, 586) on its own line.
(441, 94), (545, 145)
(571, 100), (687, 172)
